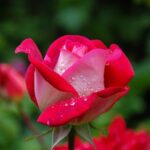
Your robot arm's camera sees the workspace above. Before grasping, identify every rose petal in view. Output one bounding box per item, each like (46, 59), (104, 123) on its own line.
(74, 87), (129, 123)
(37, 94), (97, 126)
(105, 44), (134, 87)
(62, 49), (109, 96)
(25, 64), (38, 106)
(54, 49), (79, 75)
(34, 70), (73, 110)
(45, 35), (96, 68)
(29, 55), (78, 95)
(15, 38), (43, 60)
(108, 116), (126, 137)
(92, 39), (107, 49)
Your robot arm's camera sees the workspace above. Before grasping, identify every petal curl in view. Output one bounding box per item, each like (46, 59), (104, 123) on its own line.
(74, 87), (129, 123)
(34, 70), (73, 110)
(62, 49), (109, 96)
(105, 44), (134, 87)
(25, 64), (38, 106)
(92, 39), (107, 49)
(29, 55), (78, 95)
(37, 94), (97, 126)
(15, 38), (43, 60)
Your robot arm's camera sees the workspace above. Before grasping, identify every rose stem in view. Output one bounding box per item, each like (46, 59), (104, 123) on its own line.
(68, 128), (75, 150)
(17, 103), (47, 150)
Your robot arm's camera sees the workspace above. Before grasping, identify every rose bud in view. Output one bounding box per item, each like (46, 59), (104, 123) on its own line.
(0, 63), (26, 101)
(15, 35), (134, 126)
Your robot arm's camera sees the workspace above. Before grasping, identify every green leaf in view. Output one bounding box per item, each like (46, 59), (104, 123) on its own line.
(25, 128), (52, 141)
(51, 125), (72, 150)
(75, 124), (96, 150)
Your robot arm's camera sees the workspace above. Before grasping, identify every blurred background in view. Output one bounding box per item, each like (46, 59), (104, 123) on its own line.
(0, 0), (150, 149)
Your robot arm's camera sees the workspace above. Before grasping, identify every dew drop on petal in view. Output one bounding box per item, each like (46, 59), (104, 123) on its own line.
(64, 103), (68, 107)
(71, 77), (76, 80)
(70, 99), (76, 106)
(60, 114), (64, 118)
(84, 98), (88, 101)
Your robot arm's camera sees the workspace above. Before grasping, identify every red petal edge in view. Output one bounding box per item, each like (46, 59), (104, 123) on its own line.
(105, 44), (134, 87)
(37, 94), (97, 126)
(25, 64), (38, 106)
(92, 39), (107, 49)
(15, 38), (43, 60)
(75, 87), (129, 123)
(29, 55), (78, 95)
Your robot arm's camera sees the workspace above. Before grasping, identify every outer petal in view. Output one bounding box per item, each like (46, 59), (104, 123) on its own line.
(15, 39), (77, 95)
(34, 70), (73, 110)
(44, 35), (96, 68)
(105, 44), (134, 87)
(25, 64), (38, 106)
(15, 38), (43, 60)
(29, 55), (78, 95)
(73, 87), (129, 123)
(62, 49), (109, 96)
(92, 39), (107, 49)
(37, 94), (97, 126)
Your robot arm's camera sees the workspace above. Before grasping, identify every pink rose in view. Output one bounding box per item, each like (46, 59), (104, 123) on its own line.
(15, 35), (134, 126)
(0, 64), (26, 101)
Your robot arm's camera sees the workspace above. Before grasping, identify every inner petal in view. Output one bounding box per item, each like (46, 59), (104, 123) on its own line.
(63, 49), (109, 96)
(54, 49), (79, 75)
(62, 40), (88, 57)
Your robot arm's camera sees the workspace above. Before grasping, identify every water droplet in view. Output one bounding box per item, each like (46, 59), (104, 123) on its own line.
(84, 98), (88, 101)
(64, 103), (68, 107)
(60, 114), (63, 118)
(70, 100), (76, 106)
(47, 120), (50, 126)
(71, 77), (76, 80)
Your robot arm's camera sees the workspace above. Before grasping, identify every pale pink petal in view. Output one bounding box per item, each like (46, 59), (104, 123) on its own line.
(34, 70), (73, 110)
(54, 49), (79, 75)
(62, 49), (109, 96)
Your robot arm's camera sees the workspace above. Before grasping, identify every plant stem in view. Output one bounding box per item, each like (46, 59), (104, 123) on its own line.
(68, 128), (75, 150)
(17, 103), (47, 150)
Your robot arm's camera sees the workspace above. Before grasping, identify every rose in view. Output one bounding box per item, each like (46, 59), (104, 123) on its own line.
(54, 116), (150, 150)
(0, 63), (26, 101)
(15, 35), (134, 126)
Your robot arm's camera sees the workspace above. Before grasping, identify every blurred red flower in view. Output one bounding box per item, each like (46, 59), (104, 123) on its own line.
(54, 116), (150, 150)
(0, 63), (26, 101)
(15, 35), (134, 126)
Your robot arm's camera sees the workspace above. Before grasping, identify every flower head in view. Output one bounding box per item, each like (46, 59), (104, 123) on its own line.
(15, 35), (134, 126)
